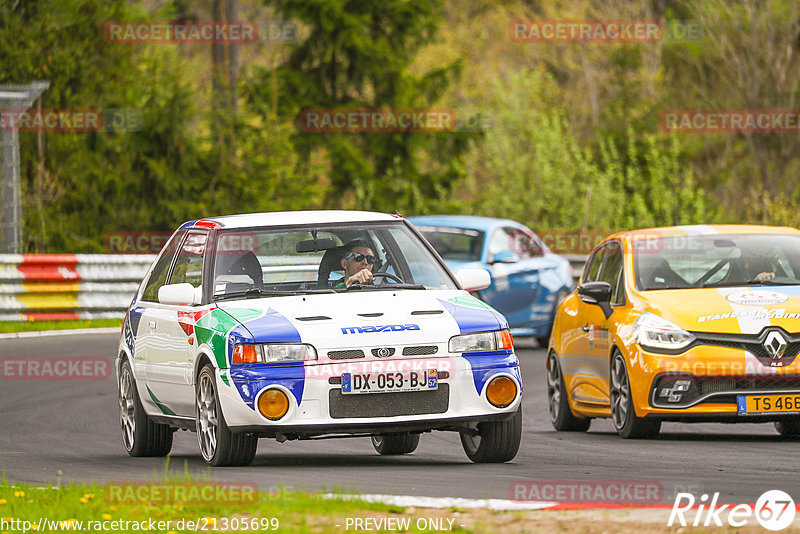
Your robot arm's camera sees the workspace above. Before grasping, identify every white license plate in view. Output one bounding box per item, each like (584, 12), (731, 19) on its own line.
(341, 369), (437, 395)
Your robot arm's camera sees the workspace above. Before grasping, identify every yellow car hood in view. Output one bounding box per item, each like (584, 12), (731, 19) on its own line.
(640, 286), (800, 334)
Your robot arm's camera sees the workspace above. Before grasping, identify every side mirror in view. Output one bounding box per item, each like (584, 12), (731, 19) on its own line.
(578, 281), (613, 319)
(158, 283), (199, 306)
(490, 251), (519, 264)
(456, 268), (491, 291)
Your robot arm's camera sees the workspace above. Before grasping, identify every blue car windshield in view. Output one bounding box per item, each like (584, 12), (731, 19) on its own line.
(415, 227), (484, 262)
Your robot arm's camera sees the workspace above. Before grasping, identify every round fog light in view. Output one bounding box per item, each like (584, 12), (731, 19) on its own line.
(258, 389), (289, 420)
(486, 376), (517, 408)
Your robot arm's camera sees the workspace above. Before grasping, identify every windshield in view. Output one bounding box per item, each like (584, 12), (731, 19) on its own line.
(634, 234), (800, 290)
(211, 222), (457, 298)
(415, 226), (484, 262)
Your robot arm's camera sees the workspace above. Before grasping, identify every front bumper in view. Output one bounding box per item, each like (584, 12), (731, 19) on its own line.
(631, 342), (800, 418)
(216, 352), (522, 435)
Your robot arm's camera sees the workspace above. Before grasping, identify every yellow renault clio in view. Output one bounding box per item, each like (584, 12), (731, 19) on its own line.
(547, 225), (800, 438)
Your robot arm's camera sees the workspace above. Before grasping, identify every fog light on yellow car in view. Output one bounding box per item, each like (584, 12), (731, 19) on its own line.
(486, 376), (517, 408)
(258, 389), (289, 420)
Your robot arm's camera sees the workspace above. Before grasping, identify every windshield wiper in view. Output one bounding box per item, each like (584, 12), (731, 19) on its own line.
(701, 279), (800, 288)
(213, 288), (339, 301)
(346, 283), (426, 291)
(213, 288), (295, 301)
(744, 278), (800, 286)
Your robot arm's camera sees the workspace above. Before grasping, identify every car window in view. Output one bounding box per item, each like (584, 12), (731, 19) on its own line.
(597, 241), (624, 304)
(211, 222), (457, 297)
(487, 226), (542, 259)
(634, 233), (800, 290)
(488, 228), (513, 256)
(415, 227), (484, 262)
(507, 227), (543, 258)
(169, 232), (207, 288)
(141, 229), (186, 302)
(583, 245), (607, 283)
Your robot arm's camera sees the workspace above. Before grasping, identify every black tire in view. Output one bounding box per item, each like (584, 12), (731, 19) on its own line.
(371, 433), (420, 455)
(547, 353), (591, 431)
(118, 360), (173, 457)
(610, 352), (661, 439)
(775, 419), (800, 439)
(460, 406), (522, 463)
(196, 365), (257, 466)
(536, 289), (570, 348)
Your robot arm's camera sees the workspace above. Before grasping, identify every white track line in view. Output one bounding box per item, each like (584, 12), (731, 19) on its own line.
(323, 493), (558, 511)
(0, 327), (120, 340)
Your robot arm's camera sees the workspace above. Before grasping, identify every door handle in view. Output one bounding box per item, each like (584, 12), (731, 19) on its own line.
(148, 321), (157, 329)
(582, 325), (590, 332)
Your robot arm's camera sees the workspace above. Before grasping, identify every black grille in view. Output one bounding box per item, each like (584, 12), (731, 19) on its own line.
(692, 329), (800, 367)
(371, 347), (396, 357)
(402, 345), (438, 356)
(698, 375), (800, 396)
(329, 384), (449, 419)
(327, 350), (365, 360)
(652, 373), (800, 408)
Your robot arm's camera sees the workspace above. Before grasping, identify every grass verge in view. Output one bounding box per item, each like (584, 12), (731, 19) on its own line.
(1, 479), (784, 533)
(0, 319), (122, 334)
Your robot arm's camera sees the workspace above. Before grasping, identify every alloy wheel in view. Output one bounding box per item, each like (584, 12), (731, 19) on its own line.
(197, 373), (219, 461)
(610, 355), (630, 430)
(119, 366), (136, 451)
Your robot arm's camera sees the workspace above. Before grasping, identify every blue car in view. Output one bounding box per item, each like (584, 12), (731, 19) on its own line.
(408, 216), (573, 344)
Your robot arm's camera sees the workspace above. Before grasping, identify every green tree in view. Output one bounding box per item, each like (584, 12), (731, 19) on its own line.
(245, 0), (474, 213)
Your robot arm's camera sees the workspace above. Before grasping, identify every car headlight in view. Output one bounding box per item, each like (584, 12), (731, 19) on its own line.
(233, 343), (317, 364)
(449, 329), (513, 353)
(634, 312), (695, 351)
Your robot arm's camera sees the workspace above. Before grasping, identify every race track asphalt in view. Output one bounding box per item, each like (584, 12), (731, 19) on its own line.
(1, 331), (798, 504)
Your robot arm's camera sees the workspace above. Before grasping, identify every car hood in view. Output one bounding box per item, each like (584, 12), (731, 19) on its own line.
(640, 286), (800, 334)
(215, 290), (508, 351)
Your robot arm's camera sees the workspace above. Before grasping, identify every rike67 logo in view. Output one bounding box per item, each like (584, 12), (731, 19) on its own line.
(669, 490), (796, 531)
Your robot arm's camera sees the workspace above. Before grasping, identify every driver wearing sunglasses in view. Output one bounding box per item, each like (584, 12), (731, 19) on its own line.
(336, 239), (377, 288)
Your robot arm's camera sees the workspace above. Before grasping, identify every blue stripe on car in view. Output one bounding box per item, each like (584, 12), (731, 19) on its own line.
(229, 365), (305, 409)
(230, 308), (305, 409)
(462, 350), (520, 395)
(438, 298), (506, 333)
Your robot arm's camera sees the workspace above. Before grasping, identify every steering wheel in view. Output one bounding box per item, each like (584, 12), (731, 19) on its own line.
(372, 272), (404, 284)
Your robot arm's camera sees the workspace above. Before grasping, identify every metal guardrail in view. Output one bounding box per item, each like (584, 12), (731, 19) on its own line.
(0, 253), (590, 321)
(0, 254), (154, 321)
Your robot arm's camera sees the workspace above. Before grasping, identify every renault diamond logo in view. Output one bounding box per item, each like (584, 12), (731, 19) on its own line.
(764, 331), (788, 359)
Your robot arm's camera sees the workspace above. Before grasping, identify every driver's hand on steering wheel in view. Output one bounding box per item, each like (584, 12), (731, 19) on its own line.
(346, 268), (373, 287)
(754, 271), (775, 282)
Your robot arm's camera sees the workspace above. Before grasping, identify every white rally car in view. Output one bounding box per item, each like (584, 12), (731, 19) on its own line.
(116, 211), (522, 466)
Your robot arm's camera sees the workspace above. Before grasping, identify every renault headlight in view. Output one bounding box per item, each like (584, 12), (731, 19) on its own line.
(449, 329), (513, 353)
(634, 312), (695, 351)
